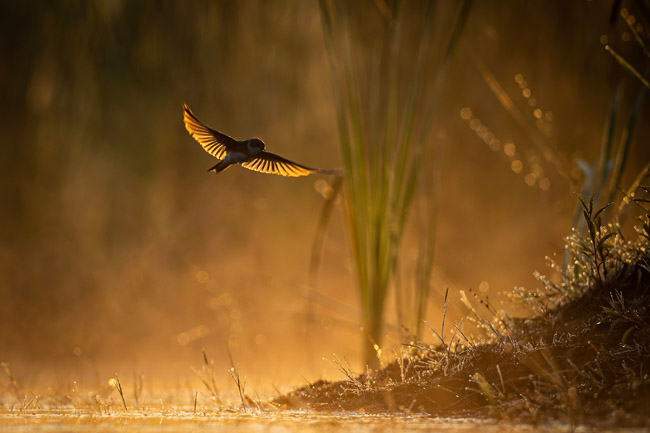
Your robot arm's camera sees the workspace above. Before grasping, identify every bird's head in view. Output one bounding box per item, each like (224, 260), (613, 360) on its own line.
(247, 138), (265, 154)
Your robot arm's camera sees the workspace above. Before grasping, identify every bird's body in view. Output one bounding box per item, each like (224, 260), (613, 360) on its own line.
(183, 103), (335, 177)
(207, 139), (261, 173)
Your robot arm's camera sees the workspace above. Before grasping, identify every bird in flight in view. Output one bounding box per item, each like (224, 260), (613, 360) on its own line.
(183, 103), (338, 177)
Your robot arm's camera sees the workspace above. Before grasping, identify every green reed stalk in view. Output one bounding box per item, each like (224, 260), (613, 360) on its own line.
(319, 0), (470, 367)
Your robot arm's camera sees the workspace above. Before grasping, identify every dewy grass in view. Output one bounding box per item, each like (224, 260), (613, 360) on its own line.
(109, 375), (128, 412)
(191, 349), (222, 405)
(319, 0), (471, 367)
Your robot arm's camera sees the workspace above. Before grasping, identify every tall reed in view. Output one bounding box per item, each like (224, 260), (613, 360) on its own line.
(319, 0), (471, 367)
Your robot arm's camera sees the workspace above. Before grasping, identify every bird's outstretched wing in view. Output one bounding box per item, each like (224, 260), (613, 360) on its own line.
(183, 103), (238, 160)
(241, 152), (317, 177)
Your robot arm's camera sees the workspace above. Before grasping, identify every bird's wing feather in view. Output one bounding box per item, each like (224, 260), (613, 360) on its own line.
(241, 152), (316, 177)
(183, 103), (237, 160)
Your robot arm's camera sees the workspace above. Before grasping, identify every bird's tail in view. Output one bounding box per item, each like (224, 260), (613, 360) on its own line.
(208, 160), (230, 174)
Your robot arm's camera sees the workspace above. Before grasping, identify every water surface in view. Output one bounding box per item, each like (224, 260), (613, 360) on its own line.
(0, 410), (641, 433)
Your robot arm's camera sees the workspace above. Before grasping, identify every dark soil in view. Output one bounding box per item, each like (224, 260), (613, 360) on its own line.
(275, 261), (650, 427)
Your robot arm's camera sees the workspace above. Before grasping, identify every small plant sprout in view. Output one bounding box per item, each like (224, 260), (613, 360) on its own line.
(109, 375), (128, 412)
(228, 349), (251, 410)
(191, 349), (222, 405)
(229, 365), (247, 410)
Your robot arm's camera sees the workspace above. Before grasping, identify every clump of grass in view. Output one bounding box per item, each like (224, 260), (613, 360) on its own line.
(327, 354), (379, 394)
(319, 0), (472, 367)
(533, 197), (620, 304)
(531, 185), (650, 311)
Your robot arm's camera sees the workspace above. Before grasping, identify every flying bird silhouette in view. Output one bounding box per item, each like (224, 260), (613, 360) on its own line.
(183, 103), (338, 177)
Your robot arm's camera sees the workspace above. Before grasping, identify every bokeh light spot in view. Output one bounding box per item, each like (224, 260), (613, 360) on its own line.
(196, 270), (209, 284)
(176, 324), (210, 346)
(539, 178), (551, 191)
(524, 173), (537, 186)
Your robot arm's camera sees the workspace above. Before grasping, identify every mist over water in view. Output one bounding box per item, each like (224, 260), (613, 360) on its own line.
(1, 1), (649, 393)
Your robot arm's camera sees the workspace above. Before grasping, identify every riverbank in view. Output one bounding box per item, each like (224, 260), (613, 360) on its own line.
(276, 205), (650, 427)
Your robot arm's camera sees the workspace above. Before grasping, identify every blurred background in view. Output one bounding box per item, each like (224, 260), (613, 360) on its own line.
(1, 0), (649, 396)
